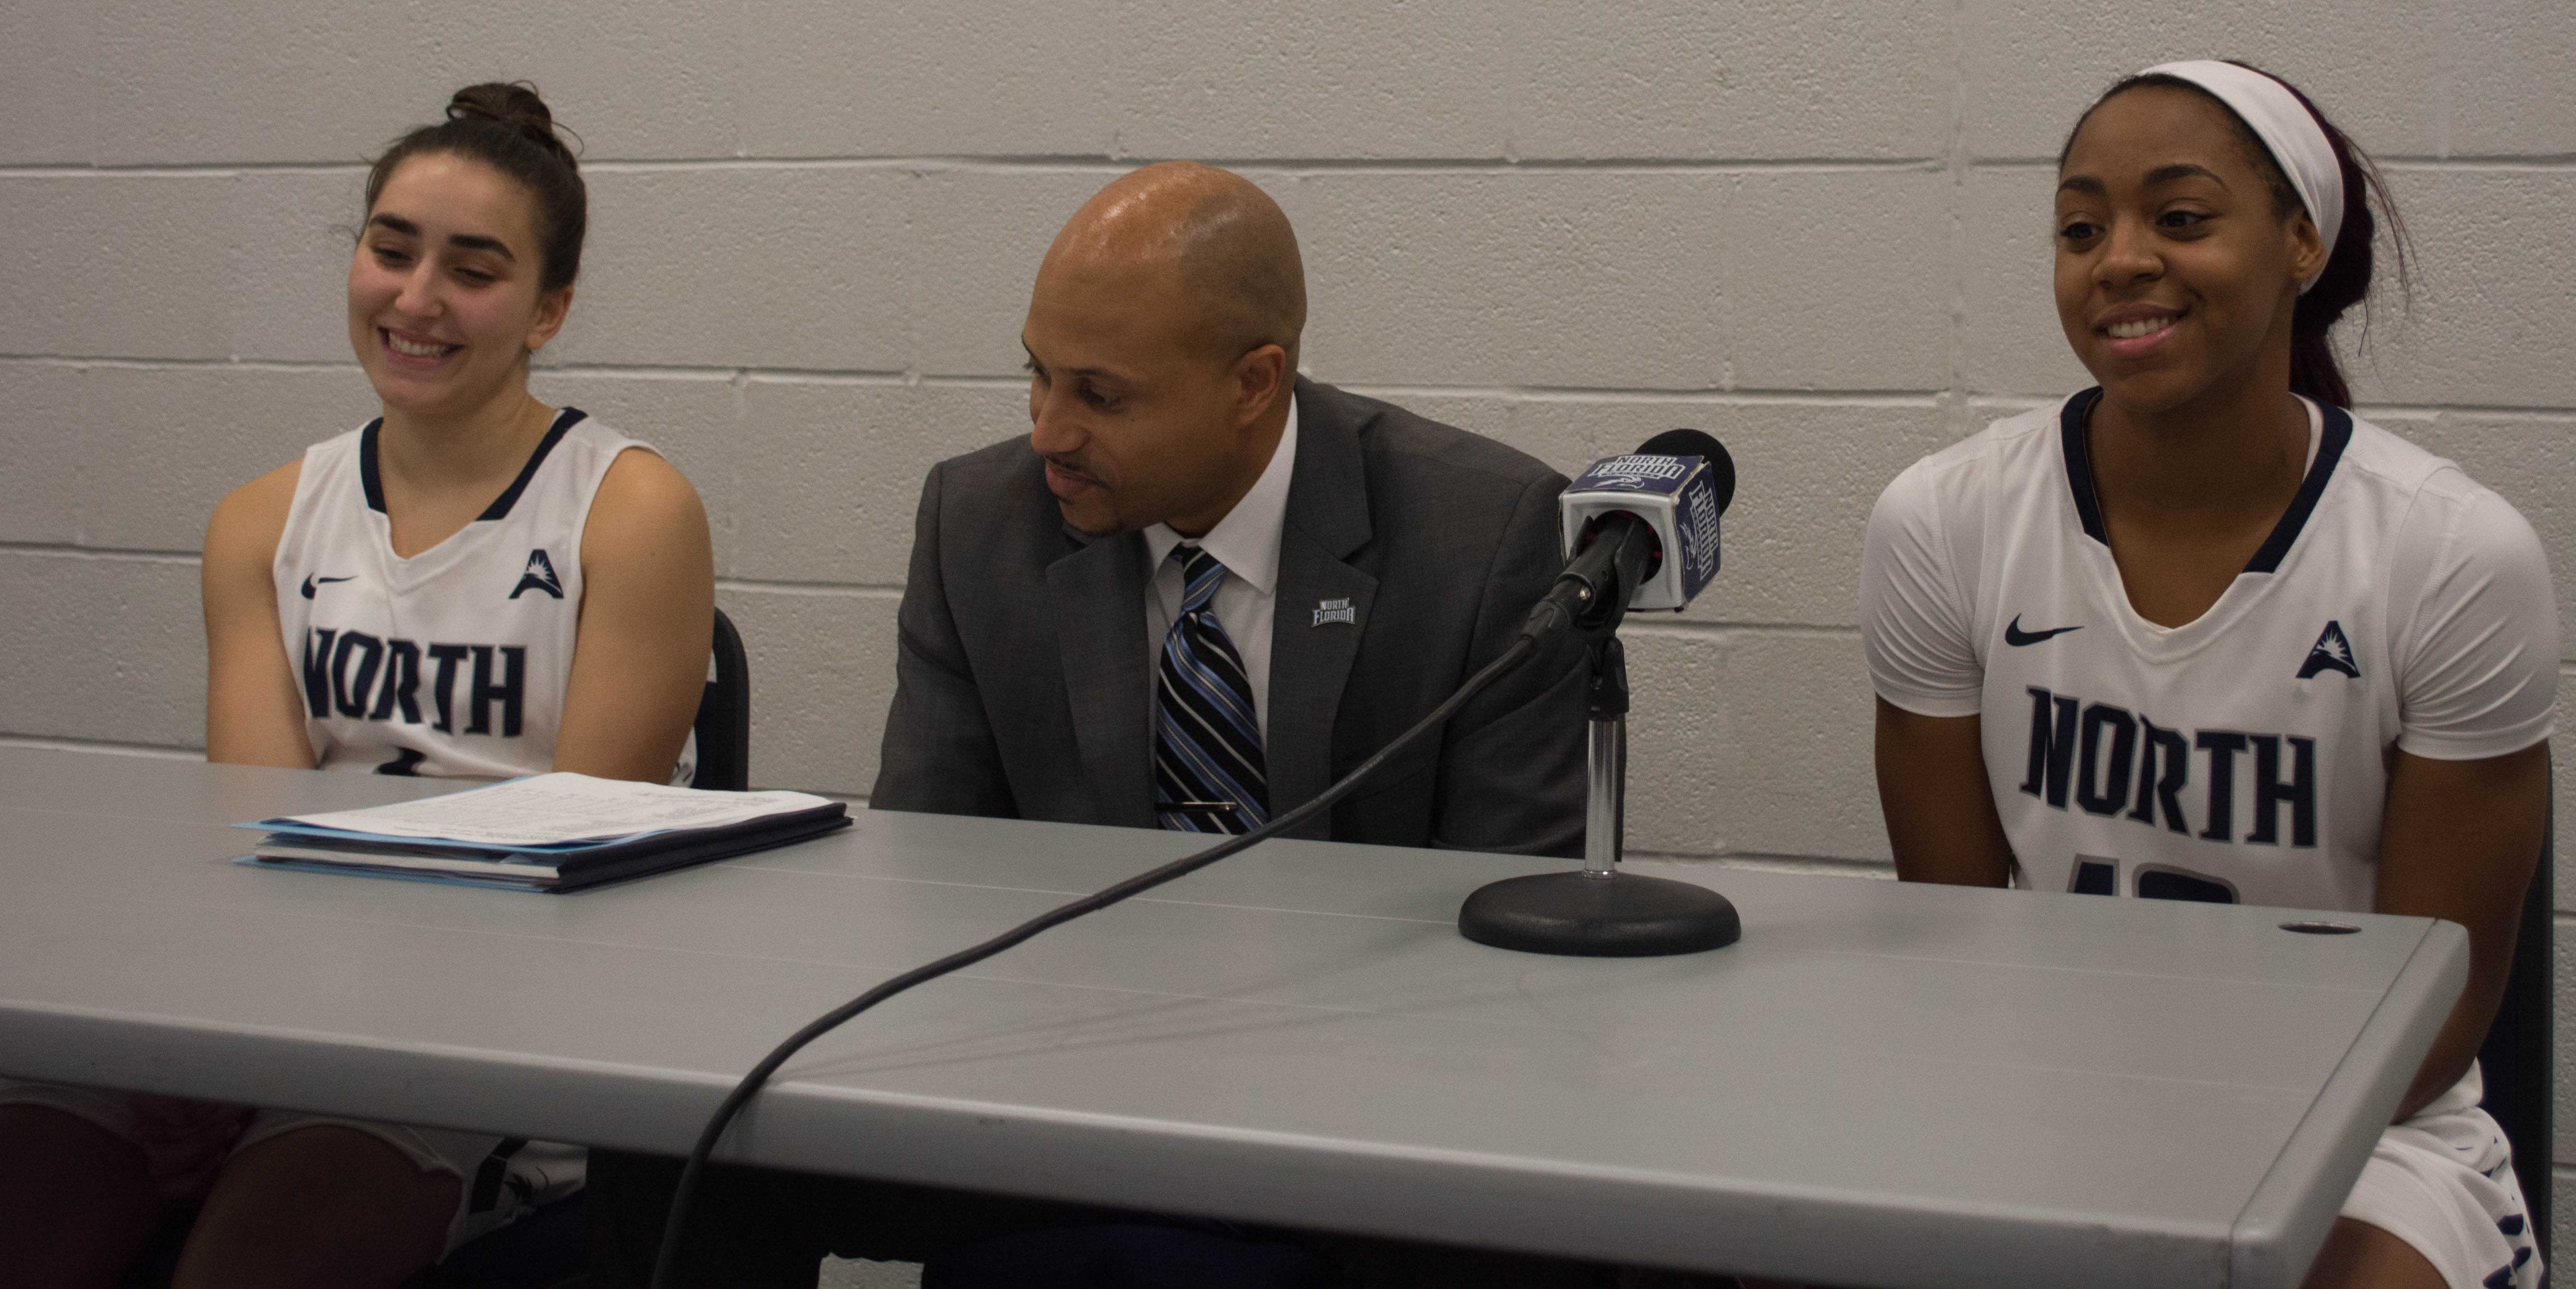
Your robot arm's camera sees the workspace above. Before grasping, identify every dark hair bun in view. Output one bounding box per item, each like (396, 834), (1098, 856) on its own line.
(446, 82), (577, 167)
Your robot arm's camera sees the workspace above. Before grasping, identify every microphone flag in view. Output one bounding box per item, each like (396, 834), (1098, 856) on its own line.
(1558, 452), (1723, 612)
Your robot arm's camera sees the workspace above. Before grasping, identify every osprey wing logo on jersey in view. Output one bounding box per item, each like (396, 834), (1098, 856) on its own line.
(2297, 620), (2359, 679)
(509, 549), (565, 600)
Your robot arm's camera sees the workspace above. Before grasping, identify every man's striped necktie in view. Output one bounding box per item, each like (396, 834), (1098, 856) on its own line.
(1155, 545), (1269, 834)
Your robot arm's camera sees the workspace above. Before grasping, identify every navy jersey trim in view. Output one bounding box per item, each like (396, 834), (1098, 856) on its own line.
(2244, 403), (2351, 574)
(2059, 389), (2353, 576)
(357, 408), (588, 519)
(357, 418), (390, 513)
(478, 407), (589, 521)
(2059, 389), (2110, 542)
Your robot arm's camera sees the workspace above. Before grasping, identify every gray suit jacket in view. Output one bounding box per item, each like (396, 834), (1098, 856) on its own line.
(871, 378), (1589, 857)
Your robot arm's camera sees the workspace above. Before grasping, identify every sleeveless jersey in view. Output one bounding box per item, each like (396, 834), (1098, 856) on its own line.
(272, 408), (675, 781)
(1863, 390), (2558, 912)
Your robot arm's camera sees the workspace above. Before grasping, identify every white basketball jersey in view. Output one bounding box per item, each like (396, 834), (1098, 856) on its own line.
(1864, 390), (2558, 914)
(272, 408), (663, 780)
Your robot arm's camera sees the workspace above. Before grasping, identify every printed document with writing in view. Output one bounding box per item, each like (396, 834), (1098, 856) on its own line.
(256, 773), (838, 848)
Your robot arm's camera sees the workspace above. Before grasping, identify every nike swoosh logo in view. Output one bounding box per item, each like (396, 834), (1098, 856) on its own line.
(2004, 614), (2082, 647)
(299, 574), (357, 600)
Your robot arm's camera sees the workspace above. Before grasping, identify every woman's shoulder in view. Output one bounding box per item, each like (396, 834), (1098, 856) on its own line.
(1874, 398), (2065, 529)
(205, 457), (305, 574)
(572, 418), (709, 568)
(2335, 409), (2542, 561)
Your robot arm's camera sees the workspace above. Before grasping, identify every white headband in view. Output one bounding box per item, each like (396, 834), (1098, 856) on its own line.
(2137, 60), (2344, 291)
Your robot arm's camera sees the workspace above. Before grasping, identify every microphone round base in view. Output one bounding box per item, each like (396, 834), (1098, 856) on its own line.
(1457, 870), (1740, 957)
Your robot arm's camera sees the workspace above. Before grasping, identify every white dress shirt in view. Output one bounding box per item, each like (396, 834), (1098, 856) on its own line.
(1143, 395), (1298, 742)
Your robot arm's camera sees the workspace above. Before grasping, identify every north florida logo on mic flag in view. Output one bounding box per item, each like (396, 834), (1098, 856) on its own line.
(1561, 453), (1723, 611)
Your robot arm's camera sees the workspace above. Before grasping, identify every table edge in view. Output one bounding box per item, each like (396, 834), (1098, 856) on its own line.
(2229, 917), (2469, 1289)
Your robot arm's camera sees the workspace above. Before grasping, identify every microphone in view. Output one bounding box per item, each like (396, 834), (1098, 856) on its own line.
(1524, 430), (1735, 639)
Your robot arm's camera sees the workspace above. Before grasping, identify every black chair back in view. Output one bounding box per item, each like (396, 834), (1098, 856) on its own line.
(2478, 753), (2553, 1246)
(689, 607), (750, 792)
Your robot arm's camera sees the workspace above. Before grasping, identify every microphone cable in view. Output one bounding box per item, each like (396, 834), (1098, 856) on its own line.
(649, 631), (1542, 1289)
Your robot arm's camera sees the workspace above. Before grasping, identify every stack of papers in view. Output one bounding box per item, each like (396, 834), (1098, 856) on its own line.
(238, 773), (851, 891)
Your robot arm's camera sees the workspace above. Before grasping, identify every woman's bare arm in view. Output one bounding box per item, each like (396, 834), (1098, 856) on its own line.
(202, 461), (317, 770)
(1875, 698), (2015, 887)
(2373, 742), (2550, 1121)
(553, 449), (716, 783)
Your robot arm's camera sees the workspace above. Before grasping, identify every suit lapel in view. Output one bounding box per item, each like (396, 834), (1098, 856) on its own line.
(1048, 527), (1156, 828)
(1265, 380), (1376, 839)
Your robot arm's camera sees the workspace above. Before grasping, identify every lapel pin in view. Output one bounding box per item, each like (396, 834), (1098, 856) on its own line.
(1312, 597), (1356, 627)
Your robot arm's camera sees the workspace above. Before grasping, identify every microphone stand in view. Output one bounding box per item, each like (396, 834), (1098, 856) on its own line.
(1457, 585), (1740, 956)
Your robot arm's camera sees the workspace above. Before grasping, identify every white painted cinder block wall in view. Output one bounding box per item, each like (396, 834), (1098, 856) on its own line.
(4, 0), (2569, 1270)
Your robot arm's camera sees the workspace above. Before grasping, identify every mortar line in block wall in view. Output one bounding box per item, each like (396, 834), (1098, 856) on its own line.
(0, 541), (200, 563)
(0, 155), (1955, 179)
(7, 154), (2563, 179)
(566, 155), (1960, 177)
(718, 578), (906, 597)
(6, 356), (2568, 419)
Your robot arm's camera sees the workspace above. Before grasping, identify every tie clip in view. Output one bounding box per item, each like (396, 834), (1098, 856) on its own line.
(1168, 800), (1241, 812)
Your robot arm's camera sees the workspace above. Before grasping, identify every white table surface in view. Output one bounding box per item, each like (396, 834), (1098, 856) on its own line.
(0, 747), (2465, 1288)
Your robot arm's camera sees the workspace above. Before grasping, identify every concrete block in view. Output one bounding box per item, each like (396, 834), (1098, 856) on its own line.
(59, 0), (739, 165)
(738, 0), (1118, 158)
(5, 169), (361, 366)
(2390, 410), (2576, 660)
(225, 169), (372, 365)
(1516, 0), (1950, 161)
(819, 1257), (920, 1289)
(2340, 169), (2576, 410)
(527, 371), (745, 576)
(0, 4), (88, 164)
(552, 166), (913, 372)
(2444, 0), (2576, 157)
(2560, 1162), (2573, 1289)
(1283, 168), (1952, 392)
(1957, 165), (2094, 399)
(1959, 0), (2449, 162)
(731, 379), (1025, 586)
(1621, 626), (1883, 862)
(0, 362), (86, 544)
(0, 551), (205, 748)
(0, 175), (237, 360)
(905, 169), (1125, 378)
(718, 586), (901, 797)
(51, 363), (363, 553)
(2557, 688), (2574, 918)
(2558, 919), (2576, 1171)
(1508, 398), (1954, 628)
(548, 163), (1109, 375)
(1109, 0), (1517, 159)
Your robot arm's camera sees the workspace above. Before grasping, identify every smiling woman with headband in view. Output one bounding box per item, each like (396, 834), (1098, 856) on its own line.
(1862, 60), (2557, 1289)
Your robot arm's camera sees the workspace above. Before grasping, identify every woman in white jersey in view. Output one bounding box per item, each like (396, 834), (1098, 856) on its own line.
(0, 84), (713, 1287)
(1863, 61), (2556, 1289)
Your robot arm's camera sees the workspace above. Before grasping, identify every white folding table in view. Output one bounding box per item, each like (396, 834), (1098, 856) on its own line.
(0, 747), (2463, 1288)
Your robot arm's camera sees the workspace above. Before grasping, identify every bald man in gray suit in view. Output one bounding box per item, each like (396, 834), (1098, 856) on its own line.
(873, 161), (1588, 855)
(592, 164), (1619, 1289)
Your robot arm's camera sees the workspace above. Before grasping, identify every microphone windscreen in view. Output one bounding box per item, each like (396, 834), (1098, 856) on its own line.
(1636, 429), (1734, 515)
